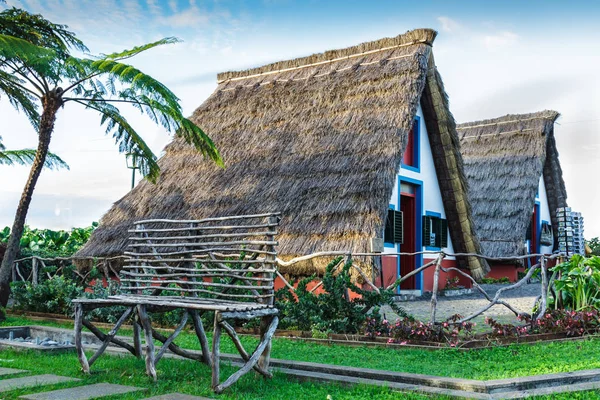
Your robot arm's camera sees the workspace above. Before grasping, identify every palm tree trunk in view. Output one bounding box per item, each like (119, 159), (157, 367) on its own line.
(0, 91), (61, 309)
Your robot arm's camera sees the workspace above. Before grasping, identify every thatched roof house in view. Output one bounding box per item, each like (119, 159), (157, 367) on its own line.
(458, 111), (567, 258)
(76, 28), (489, 279)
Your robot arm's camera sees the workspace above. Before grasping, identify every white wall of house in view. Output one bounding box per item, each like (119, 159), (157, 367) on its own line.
(537, 175), (553, 254)
(385, 104), (455, 259)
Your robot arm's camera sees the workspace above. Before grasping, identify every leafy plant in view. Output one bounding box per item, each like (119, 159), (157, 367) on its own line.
(551, 255), (600, 311)
(0, 223), (97, 258)
(587, 238), (600, 256)
(481, 277), (511, 284)
(444, 276), (463, 290)
(10, 275), (82, 315)
(485, 310), (600, 338)
(365, 314), (475, 346)
(275, 257), (408, 334)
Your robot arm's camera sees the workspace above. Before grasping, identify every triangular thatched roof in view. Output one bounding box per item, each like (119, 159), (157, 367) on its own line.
(458, 110), (568, 258)
(76, 28), (488, 279)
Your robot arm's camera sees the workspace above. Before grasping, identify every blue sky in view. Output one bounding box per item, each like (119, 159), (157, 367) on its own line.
(1, 0), (600, 237)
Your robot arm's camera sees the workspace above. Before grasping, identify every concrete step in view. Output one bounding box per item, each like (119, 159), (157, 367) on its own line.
(492, 380), (600, 399)
(0, 374), (78, 393)
(20, 383), (144, 400)
(277, 367), (491, 399)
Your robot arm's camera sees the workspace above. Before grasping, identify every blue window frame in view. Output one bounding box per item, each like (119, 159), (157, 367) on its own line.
(396, 175), (423, 292)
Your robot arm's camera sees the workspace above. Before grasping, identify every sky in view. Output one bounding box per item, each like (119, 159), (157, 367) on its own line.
(1, 0), (599, 238)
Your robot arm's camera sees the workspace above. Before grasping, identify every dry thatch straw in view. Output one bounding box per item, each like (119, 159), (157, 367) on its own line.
(75, 28), (488, 280)
(458, 111), (567, 259)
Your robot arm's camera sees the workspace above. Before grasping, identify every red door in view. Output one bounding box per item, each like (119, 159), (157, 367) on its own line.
(530, 204), (539, 264)
(400, 192), (416, 290)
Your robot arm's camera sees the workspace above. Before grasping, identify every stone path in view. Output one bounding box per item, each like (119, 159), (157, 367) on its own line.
(20, 383), (144, 400)
(142, 394), (212, 400)
(381, 283), (542, 328)
(0, 374), (78, 393)
(0, 367), (27, 376)
(0, 366), (210, 400)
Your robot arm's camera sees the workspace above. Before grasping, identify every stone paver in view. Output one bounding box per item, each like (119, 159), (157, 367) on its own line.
(0, 374), (78, 393)
(20, 383), (144, 400)
(382, 283), (541, 327)
(0, 367), (28, 376)
(142, 394), (212, 400)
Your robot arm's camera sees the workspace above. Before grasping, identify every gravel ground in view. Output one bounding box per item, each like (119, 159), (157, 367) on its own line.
(380, 283), (542, 329)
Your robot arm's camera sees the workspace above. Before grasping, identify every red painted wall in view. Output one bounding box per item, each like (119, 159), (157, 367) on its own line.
(421, 258), (471, 290)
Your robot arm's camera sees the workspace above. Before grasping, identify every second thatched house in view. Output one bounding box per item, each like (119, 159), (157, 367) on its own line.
(76, 28), (489, 293)
(458, 111), (568, 280)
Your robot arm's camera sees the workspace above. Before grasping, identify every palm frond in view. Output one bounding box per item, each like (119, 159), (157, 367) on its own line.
(74, 99), (160, 182)
(101, 37), (180, 61)
(0, 149), (69, 170)
(0, 33), (55, 64)
(0, 69), (40, 129)
(0, 7), (88, 54)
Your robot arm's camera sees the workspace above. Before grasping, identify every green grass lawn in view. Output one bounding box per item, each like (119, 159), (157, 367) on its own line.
(2, 315), (600, 399)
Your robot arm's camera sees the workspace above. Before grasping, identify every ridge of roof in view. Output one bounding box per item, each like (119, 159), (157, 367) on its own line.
(217, 28), (437, 83)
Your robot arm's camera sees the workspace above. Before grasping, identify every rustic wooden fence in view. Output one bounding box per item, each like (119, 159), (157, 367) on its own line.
(12, 250), (564, 325)
(12, 255), (128, 286)
(275, 251), (564, 324)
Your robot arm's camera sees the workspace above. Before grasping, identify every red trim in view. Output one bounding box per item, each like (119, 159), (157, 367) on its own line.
(402, 124), (416, 167)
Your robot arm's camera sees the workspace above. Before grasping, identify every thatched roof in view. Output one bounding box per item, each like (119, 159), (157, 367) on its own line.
(458, 111), (567, 258)
(76, 28), (488, 279)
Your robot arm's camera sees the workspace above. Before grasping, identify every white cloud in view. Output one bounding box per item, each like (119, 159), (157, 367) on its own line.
(481, 31), (519, 49)
(158, 8), (209, 27)
(437, 16), (461, 33)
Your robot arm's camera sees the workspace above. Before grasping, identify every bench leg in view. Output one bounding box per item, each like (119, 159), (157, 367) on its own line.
(213, 315), (279, 393)
(211, 312), (222, 391)
(74, 304), (90, 374)
(190, 310), (212, 366)
(258, 315), (274, 372)
(133, 318), (143, 358)
(137, 304), (157, 381)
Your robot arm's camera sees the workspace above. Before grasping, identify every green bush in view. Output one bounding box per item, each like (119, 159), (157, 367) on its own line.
(551, 255), (600, 311)
(1, 223), (97, 258)
(10, 275), (82, 316)
(275, 257), (408, 334)
(481, 276), (511, 284)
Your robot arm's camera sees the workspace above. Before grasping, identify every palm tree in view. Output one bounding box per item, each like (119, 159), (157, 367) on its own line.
(0, 8), (222, 307)
(0, 135), (68, 169)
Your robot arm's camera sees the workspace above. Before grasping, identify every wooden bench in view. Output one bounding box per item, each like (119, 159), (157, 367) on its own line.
(73, 213), (280, 393)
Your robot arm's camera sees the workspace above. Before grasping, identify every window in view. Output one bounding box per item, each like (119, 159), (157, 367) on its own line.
(402, 118), (419, 169)
(422, 215), (448, 248)
(384, 209), (404, 244)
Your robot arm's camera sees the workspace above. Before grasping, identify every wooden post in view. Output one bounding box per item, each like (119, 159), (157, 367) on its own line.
(74, 304), (90, 373)
(191, 310), (212, 365)
(430, 254), (443, 324)
(133, 319), (143, 358)
(31, 258), (38, 286)
(538, 256), (548, 319)
(211, 312), (222, 390)
(137, 305), (157, 381)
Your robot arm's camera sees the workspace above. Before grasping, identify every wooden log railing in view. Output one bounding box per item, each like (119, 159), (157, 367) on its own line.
(273, 251), (566, 325)
(11, 255), (128, 287)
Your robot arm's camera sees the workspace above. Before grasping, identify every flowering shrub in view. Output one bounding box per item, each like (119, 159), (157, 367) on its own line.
(364, 314), (475, 346)
(485, 309), (600, 338)
(444, 276), (462, 290)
